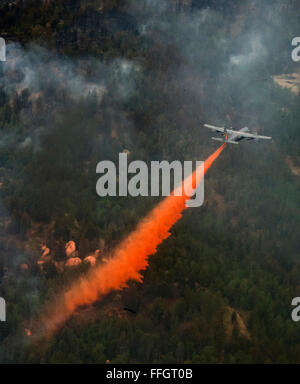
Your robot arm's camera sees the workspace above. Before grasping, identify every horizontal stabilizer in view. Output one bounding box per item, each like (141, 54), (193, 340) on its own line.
(211, 137), (238, 145)
(226, 140), (239, 145)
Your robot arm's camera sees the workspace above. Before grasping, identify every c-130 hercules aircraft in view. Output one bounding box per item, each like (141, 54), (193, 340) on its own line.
(204, 124), (272, 145)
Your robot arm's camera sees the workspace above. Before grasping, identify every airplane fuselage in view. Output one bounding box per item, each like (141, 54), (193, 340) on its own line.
(225, 127), (252, 142)
(204, 123), (272, 145)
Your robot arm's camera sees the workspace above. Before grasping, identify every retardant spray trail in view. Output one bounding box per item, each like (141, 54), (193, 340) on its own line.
(38, 144), (226, 338)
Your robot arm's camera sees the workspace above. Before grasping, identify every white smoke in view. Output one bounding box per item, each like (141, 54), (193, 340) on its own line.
(230, 35), (267, 66)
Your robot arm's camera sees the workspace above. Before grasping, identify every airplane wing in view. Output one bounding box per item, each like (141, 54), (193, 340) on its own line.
(204, 124), (225, 133)
(226, 129), (271, 140)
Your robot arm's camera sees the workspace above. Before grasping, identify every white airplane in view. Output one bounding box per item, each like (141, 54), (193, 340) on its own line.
(204, 124), (272, 145)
